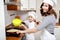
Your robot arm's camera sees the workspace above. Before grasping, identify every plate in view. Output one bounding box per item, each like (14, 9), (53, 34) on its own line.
(7, 29), (19, 32)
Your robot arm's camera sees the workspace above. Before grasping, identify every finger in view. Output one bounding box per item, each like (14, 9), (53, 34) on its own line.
(16, 31), (20, 34)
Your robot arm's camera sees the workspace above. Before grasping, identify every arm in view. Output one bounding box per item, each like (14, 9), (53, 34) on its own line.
(19, 24), (28, 30)
(6, 23), (14, 29)
(17, 16), (52, 34)
(20, 24), (28, 30)
(36, 16), (51, 31)
(17, 27), (38, 34)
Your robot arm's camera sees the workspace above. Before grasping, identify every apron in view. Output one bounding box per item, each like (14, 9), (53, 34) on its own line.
(26, 33), (35, 40)
(40, 29), (56, 40)
(26, 22), (35, 40)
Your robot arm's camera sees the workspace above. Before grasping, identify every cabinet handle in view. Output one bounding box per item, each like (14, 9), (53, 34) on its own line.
(23, 8), (27, 10)
(30, 8), (34, 10)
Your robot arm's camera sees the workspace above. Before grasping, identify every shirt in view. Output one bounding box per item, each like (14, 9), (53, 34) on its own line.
(36, 15), (56, 34)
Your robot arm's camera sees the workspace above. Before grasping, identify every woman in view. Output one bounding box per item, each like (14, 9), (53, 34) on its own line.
(17, 0), (57, 40)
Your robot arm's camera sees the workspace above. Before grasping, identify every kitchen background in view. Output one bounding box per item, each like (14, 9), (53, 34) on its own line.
(0, 0), (60, 40)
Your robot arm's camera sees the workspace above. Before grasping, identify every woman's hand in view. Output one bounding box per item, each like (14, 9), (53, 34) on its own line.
(17, 30), (25, 34)
(16, 27), (38, 34)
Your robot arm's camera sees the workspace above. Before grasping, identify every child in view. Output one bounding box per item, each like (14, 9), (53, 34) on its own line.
(24, 11), (36, 40)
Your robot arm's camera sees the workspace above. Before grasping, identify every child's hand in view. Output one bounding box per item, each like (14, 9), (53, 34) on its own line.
(19, 24), (27, 30)
(20, 33), (24, 36)
(20, 24), (25, 27)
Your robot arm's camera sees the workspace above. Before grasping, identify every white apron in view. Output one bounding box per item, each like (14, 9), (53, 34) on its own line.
(40, 29), (56, 40)
(26, 22), (35, 40)
(26, 33), (35, 40)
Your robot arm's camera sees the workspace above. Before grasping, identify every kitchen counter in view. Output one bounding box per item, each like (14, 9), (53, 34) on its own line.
(6, 24), (26, 40)
(6, 36), (22, 40)
(56, 23), (60, 26)
(6, 33), (24, 40)
(55, 23), (60, 28)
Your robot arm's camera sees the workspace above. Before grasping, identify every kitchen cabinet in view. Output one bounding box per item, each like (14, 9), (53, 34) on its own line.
(21, 0), (36, 10)
(5, 0), (19, 3)
(28, 0), (36, 10)
(6, 0), (28, 10)
(6, 0), (36, 11)
(20, 0), (28, 10)
(7, 5), (18, 10)
(6, 0), (20, 10)
(9, 0), (17, 2)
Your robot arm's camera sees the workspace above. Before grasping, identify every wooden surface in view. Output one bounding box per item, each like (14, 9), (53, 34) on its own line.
(12, 0), (17, 2)
(56, 23), (60, 26)
(7, 5), (18, 10)
(6, 36), (22, 40)
(6, 23), (26, 40)
(55, 23), (60, 28)
(6, 33), (24, 40)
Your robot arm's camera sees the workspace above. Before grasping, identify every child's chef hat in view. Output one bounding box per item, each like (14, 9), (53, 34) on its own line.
(43, 0), (57, 7)
(28, 11), (36, 19)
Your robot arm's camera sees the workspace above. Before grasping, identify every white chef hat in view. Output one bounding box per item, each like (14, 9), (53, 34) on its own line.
(28, 11), (36, 19)
(43, 0), (57, 7)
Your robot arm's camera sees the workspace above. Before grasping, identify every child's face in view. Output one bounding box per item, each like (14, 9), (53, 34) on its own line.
(28, 16), (34, 22)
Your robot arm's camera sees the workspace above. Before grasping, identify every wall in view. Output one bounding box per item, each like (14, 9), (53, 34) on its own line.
(54, 0), (60, 23)
(16, 11), (28, 21)
(0, 0), (6, 40)
(34, 0), (43, 40)
(5, 5), (17, 26)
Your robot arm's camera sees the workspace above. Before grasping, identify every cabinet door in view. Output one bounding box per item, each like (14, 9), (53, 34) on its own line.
(21, 0), (28, 10)
(7, 5), (18, 10)
(28, 0), (36, 10)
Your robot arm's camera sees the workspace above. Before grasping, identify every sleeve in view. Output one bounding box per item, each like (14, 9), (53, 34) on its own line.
(24, 20), (29, 28)
(36, 16), (52, 31)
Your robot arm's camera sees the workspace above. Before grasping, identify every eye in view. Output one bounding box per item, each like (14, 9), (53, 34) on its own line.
(45, 5), (48, 7)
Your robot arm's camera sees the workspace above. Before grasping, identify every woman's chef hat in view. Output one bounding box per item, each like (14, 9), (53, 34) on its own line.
(28, 11), (36, 19)
(43, 0), (57, 7)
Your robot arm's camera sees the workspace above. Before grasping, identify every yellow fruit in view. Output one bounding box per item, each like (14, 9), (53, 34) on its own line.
(12, 18), (22, 27)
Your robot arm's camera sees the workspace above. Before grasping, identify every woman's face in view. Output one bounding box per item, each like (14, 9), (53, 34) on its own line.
(28, 16), (34, 22)
(42, 3), (49, 12)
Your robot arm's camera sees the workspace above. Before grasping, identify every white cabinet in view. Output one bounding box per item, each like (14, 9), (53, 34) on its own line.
(28, 0), (36, 10)
(21, 0), (28, 10)
(20, 0), (36, 10)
